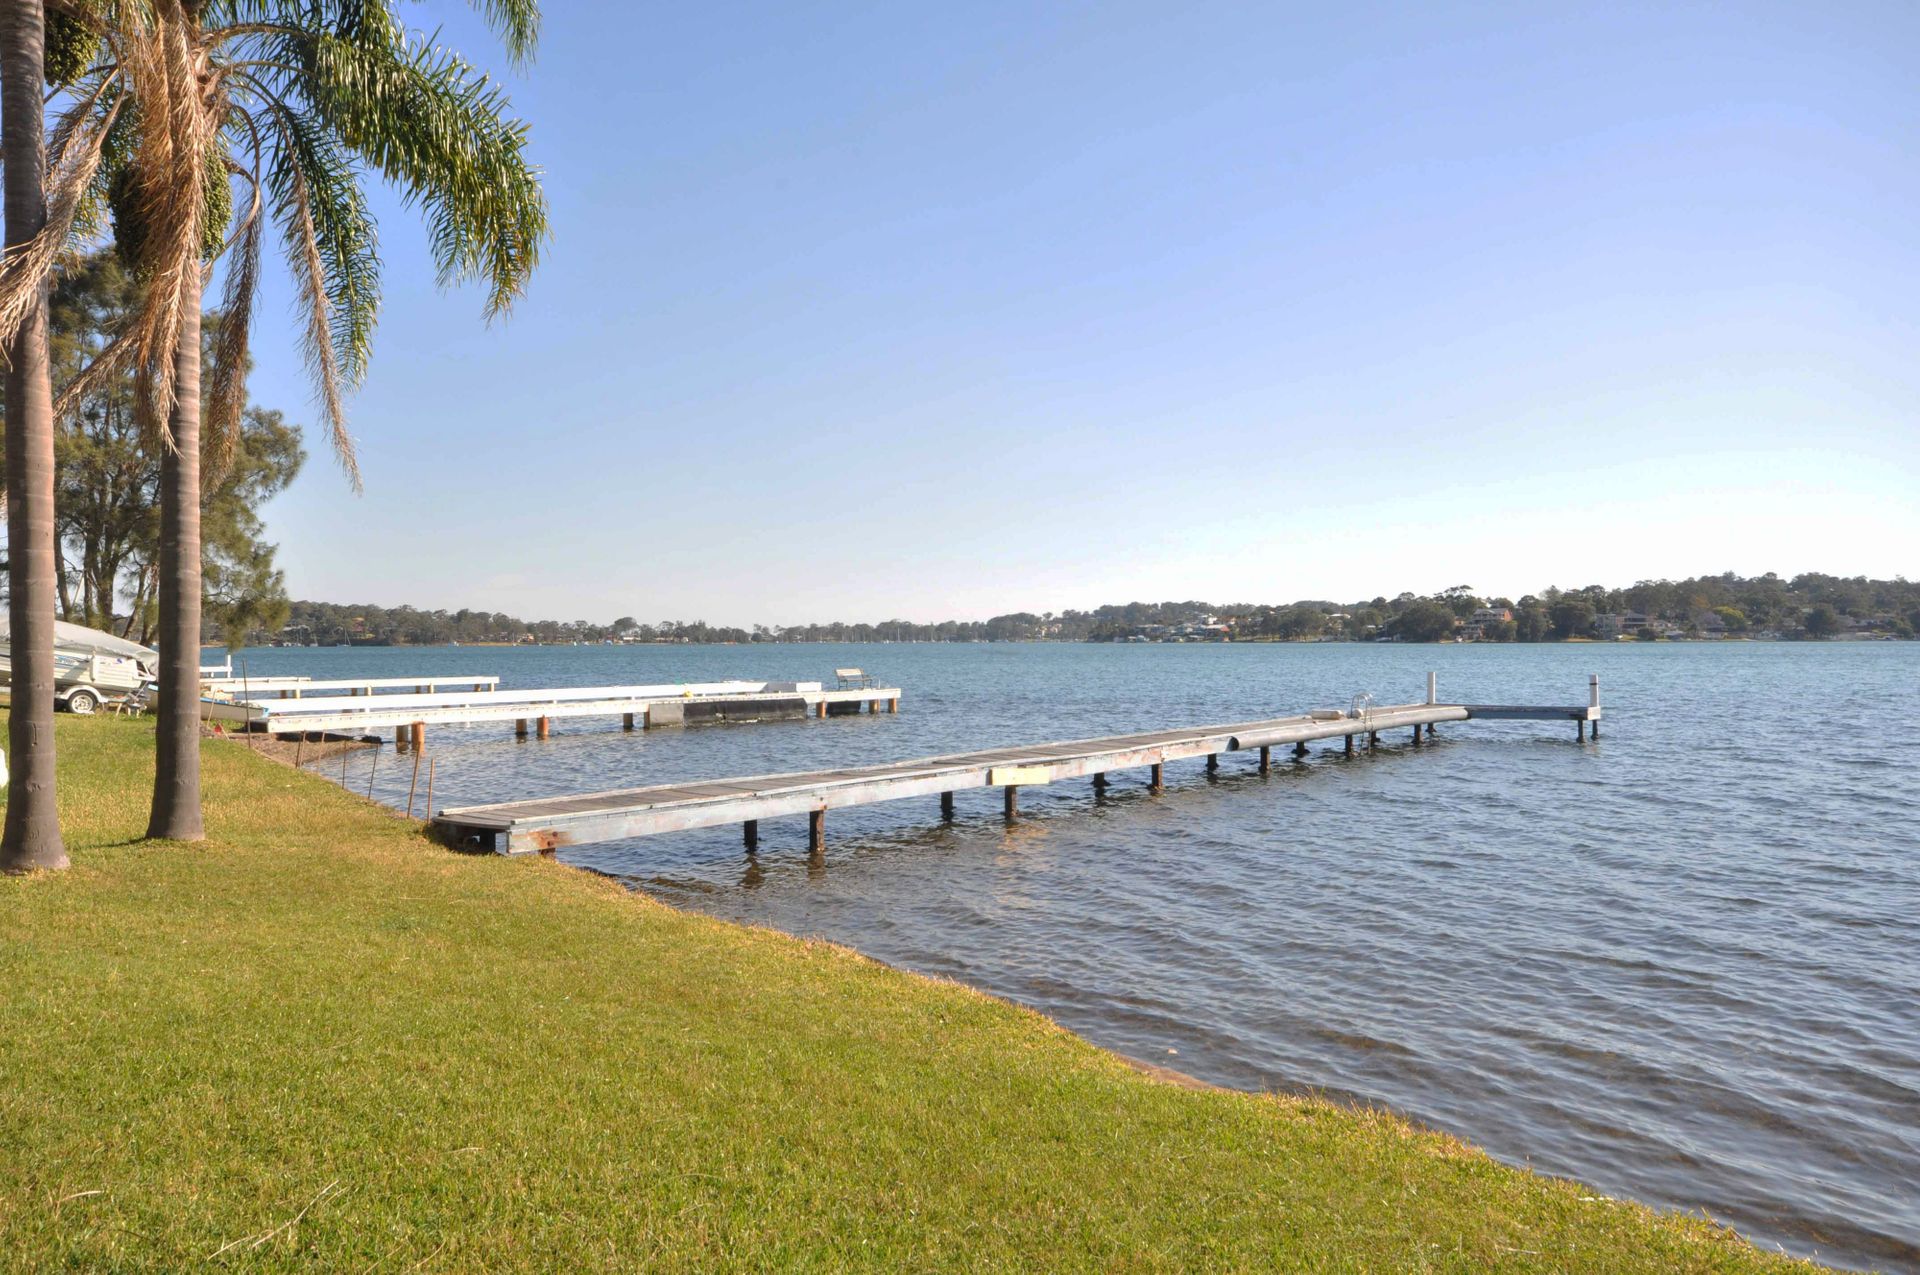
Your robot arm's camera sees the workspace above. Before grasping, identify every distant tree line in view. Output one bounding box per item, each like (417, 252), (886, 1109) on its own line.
(265, 573), (1919, 647)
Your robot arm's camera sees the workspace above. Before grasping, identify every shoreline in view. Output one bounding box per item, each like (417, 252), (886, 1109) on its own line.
(1, 712), (1826, 1271)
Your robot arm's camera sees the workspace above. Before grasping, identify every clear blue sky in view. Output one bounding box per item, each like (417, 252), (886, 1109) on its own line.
(241, 1), (1920, 625)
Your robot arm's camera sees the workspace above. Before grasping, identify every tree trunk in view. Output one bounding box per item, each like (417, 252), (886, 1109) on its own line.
(146, 302), (204, 841)
(1, 0), (68, 873)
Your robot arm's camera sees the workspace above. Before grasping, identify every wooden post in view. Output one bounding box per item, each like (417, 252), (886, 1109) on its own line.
(743, 820), (758, 850)
(1004, 786), (1018, 820)
(1368, 731), (1378, 750)
(1591, 718), (1600, 739)
(1578, 719), (1586, 741)
(1258, 746), (1270, 774)
(1293, 741), (1308, 759)
(808, 809), (825, 854)
(1412, 726), (1421, 746)
(1150, 763), (1163, 792)
(816, 701), (828, 719)
(410, 721), (425, 753)
(1092, 772), (1108, 791)
(889, 697), (898, 713)
(394, 726), (407, 750)
(940, 791), (955, 819)
(537, 716), (550, 740)
(1426, 722), (1436, 738)
(1344, 734), (1354, 756)
(515, 718), (528, 739)
(622, 712), (635, 731)
(1206, 753), (1218, 774)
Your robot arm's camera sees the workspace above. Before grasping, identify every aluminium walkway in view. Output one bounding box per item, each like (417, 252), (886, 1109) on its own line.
(435, 676), (1602, 855)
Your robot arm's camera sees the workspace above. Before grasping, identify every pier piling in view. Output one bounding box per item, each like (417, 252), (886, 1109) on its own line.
(941, 791), (955, 819)
(1206, 754), (1219, 774)
(743, 820), (758, 850)
(515, 719), (527, 739)
(808, 809), (825, 855)
(536, 717), (551, 741)
(1344, 734), (1354, 757)
(1258, 746), (1270, 774)
(1150, 763), (1164, 792)
(1004, 786), (1018, 820)
(410, 722), (425, 753)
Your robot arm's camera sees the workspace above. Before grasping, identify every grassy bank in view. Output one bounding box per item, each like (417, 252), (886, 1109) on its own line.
(0, 714), (1815, 1272)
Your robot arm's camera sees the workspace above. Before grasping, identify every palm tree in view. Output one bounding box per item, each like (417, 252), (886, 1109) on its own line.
(1, 1), (71, 873)
(18, 0), (546, 838)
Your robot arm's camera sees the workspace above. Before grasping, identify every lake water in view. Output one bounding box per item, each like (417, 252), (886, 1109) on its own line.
(219, 640), (1920, 1271)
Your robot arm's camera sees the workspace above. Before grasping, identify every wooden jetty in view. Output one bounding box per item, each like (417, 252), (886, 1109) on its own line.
(436, 675), (1601, 855)
(204, 678), (902, 748)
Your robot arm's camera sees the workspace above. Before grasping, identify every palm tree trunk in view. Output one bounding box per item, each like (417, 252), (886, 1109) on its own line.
(1, 0), (68, 873)
(146, 301), (204, 841)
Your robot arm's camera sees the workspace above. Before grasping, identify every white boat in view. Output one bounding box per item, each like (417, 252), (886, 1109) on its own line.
(0, 617), (159, 714)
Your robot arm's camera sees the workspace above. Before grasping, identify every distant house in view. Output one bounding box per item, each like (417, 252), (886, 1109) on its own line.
(1597, 610), (1657, 639)
(1456, 606), (1509, 640)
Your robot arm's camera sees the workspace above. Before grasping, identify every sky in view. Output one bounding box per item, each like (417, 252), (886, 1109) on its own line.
(237, 1), (1920, 626)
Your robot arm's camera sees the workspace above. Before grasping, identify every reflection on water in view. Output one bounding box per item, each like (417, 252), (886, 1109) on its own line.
(237, 639), (1920, 1272)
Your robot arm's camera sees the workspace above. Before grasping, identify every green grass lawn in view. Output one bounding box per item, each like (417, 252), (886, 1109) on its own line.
(0, 713), (1819, 1272)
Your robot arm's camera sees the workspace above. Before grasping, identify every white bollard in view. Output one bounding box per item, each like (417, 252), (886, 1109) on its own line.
(1590, 674), (1600, 708)
(1427, 671), (1438, 704)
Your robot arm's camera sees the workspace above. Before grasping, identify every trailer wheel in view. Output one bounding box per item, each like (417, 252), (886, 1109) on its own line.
(65, 688), (100, 715)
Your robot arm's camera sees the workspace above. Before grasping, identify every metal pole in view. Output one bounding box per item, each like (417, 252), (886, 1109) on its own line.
(1427, 670), (1437, 704)
(407, 748), (422, 819)
(425, 758), (435, 819)
(1590, 673), (1600, 708)
(366, 749), (379, 798)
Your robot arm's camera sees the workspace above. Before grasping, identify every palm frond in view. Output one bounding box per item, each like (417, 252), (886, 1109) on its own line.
(284, 27), (546, 316)
(113, 1), (220, 443)
(203, 165), (262, 481)
(263, 111), (363, 489)
(0, 89), (122, 349)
